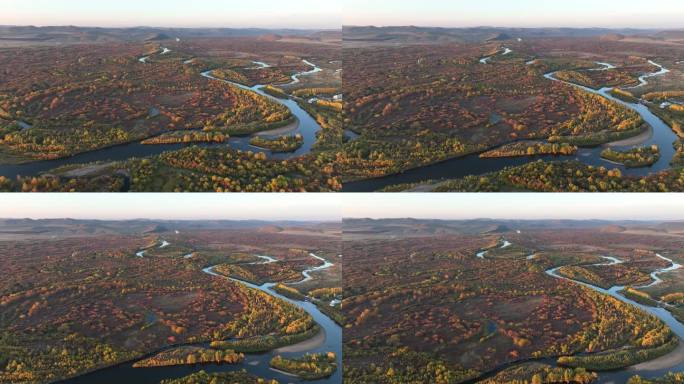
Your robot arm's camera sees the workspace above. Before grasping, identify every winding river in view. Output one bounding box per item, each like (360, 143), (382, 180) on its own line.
(547, 254), (684, 383)
(287, 60), (323, 85)
(344, 58), (677, 191)
(289, 253), (335, 285)
(480, 47), (511, 64)
(200, 58), (322, 158)
(0, 51), (324, 180)
(627, 61), (671, 89)
(475, 237), (684, 383)
(58, 248), (341, 384)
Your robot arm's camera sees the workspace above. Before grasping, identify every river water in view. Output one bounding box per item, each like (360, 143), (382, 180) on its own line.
(200, 60), (322, 158)
(546, 253), (684, 383)
(287, 60), (322, 85)
(627, 61), (671, 89)
(289, 253), (335, 285)
(475, 238), (684, 383)
(0, 54), (323, 179)
(344, 59), (677, 191)
(58, 250), (341, 384)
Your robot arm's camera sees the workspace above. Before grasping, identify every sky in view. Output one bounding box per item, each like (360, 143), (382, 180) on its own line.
(344, 0), (684, 29)
(343, 194), (684, 221)
(4, 194), (684, 221)
(0, 194), (341, 221)
(1, 0), (341, 29)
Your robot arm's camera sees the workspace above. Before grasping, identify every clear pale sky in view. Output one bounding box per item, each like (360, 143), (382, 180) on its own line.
(4, 194), (684, 221)
(344, 0), (684, 29)
(0, 194), (341, 221)
(343, 194), (684, 221)
(1, 0), (341, 29)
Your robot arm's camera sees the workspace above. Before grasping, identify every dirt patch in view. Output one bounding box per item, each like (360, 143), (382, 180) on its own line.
(61, 163), (113, 177)
(605, 124), (653, 147)
(274, 327), (325, 353)
(254, 119), (299, 137)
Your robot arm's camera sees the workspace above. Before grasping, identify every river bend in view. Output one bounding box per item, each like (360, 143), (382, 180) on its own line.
(345, 59), (677, 191)
(0, 51), (324, 179)
(58, 248), (341, 384)
(475, 237), (684, 383)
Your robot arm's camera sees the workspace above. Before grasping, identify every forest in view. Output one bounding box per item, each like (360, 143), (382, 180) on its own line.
(405, 161), (684, 192)
(160, 370), (279, 384)
(132, 346), (244, 367)
(250, 134), (304, 153)
(628, 372), (684, 384)
(270, 352), (338, 380)
(342, 219), (684, 383)
(0, 147), (342, 192)
(0, 42), (290, 160)
(0, 220), (341, 384)
(479, 363), (596, 384)
(141, 131), (228, 145)
(342, 29), (684, 191)
(600, 146), (661, 168)
(480, 141), (577, 158)
(0, 34), (342, 192)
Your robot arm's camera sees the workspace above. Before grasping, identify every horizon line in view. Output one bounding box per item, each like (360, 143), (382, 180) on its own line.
(343, 217), (684, 222)
(1, 217), (340, 222)
(0, 24), (341, 31)
(4, 217), (683, 223)
(343, 24), (683, 31)
(0, 216), (340, 222)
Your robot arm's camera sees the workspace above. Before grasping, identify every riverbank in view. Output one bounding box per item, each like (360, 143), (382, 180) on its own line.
(461, 237), (684, 383)
(57, 250), (341, 384)
(606, 124), (654, 147)
(274, 330), (326, 354)
(0, 53), (325, 181)
(254, 119), (300, 137)
(344, 59), (677, 192)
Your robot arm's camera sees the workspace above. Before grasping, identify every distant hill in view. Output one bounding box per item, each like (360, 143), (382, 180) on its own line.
(599, 33), (625, 41)
(143, 224), (170, 233)
(655, 30), (684, 39)
(599, 225), (627, 233)
(0, 26), (340, 46)
(144, 32), (172, 41)
(343, 26), (470, 45)
(343, 218), (681, 238)
(484, 224), (512, 234)
(0, 218), (338, 240)
(257, 225), (284, 233)
(257, 34), (283, 42)
(486, 33), (512, 42)
(343, 26), (666, 46)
